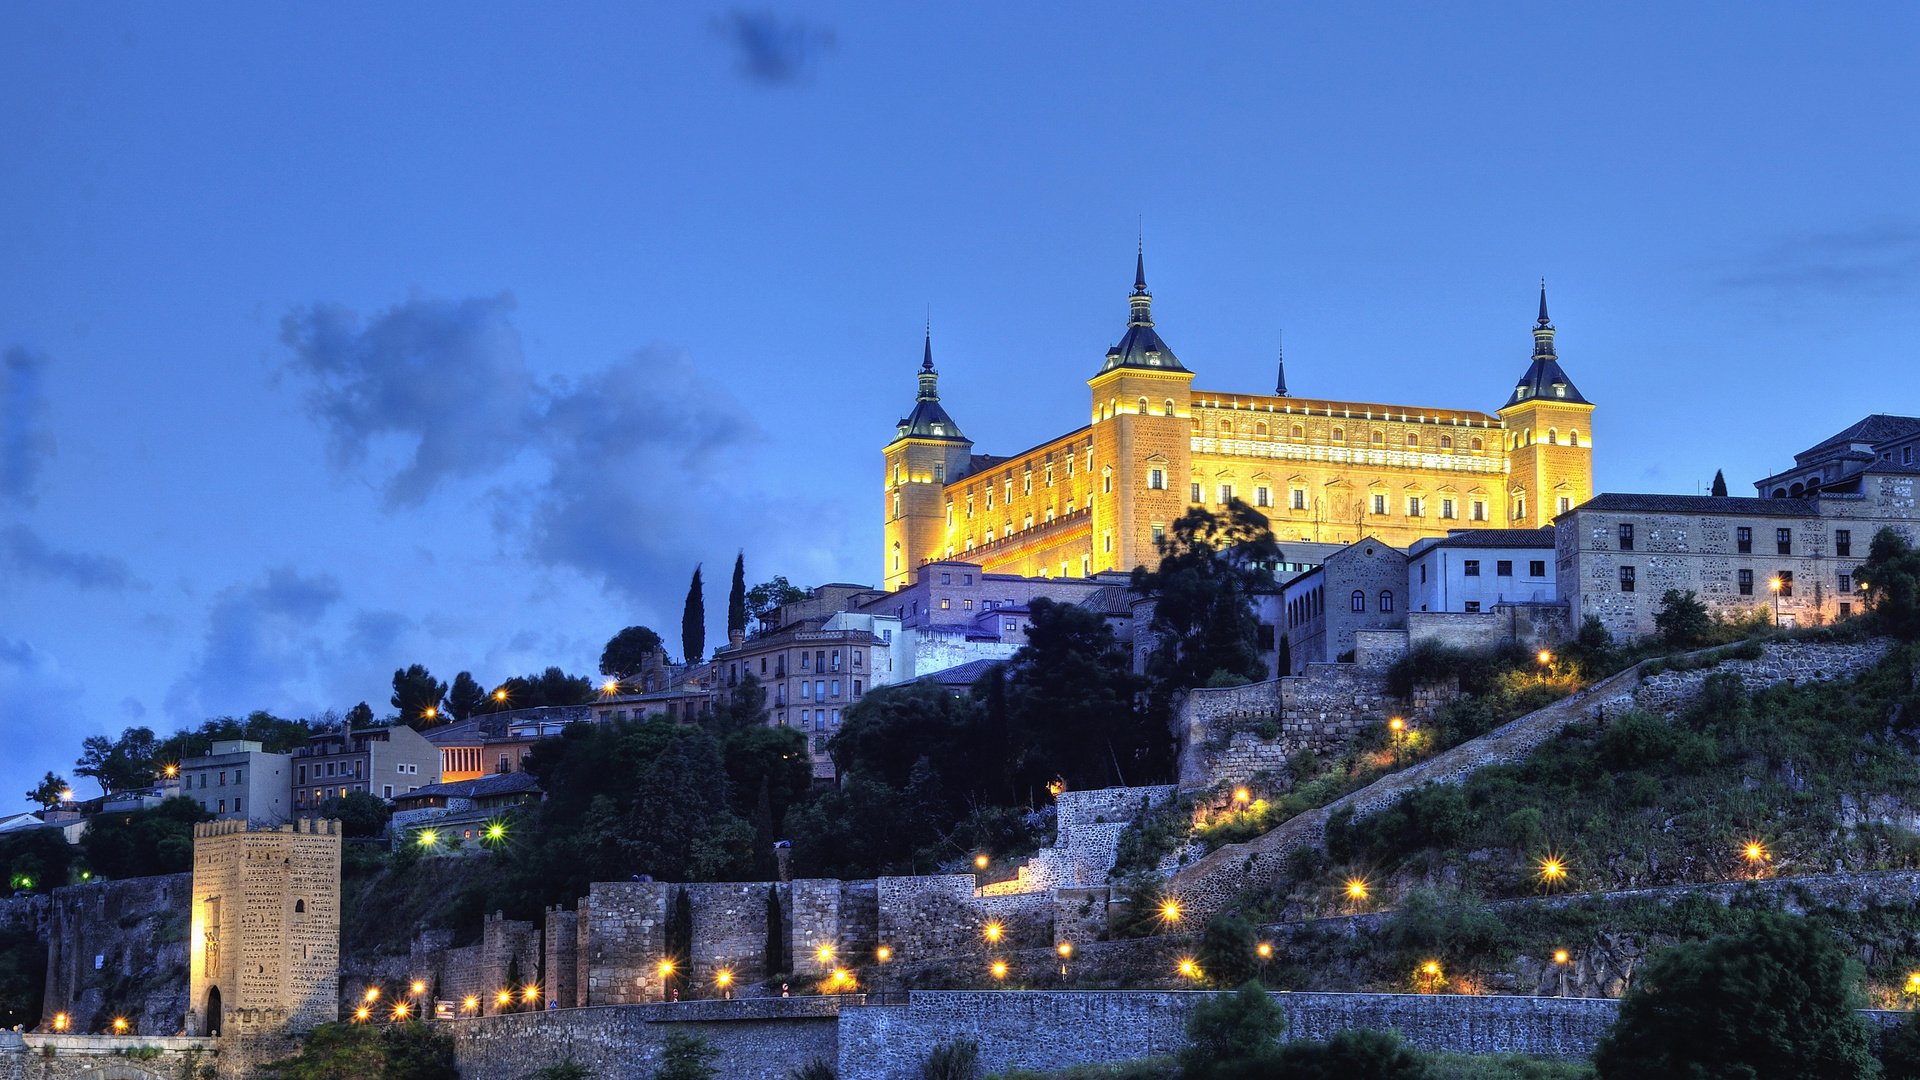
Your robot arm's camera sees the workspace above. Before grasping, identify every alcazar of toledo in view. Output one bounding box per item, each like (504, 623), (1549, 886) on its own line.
(882, 248), (1595, 589)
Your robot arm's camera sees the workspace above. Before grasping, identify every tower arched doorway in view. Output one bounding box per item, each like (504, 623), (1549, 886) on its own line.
(205, 985), (222, 1037)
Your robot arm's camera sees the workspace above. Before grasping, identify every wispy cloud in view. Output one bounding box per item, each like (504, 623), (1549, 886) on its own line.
(1, 524), (139, 591)
(1, 346), (57, 508)
(162, 566), (344, 722)
(1720, 220), (1920, 296)
(0, 637), (86, 787)
(712, 10), (835, 85)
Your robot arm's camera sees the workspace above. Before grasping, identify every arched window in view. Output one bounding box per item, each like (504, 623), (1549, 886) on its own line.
(1221, 419), (1234, 435)
(1569, 429), (1580, 447)
(1547, 428), (1558, 445)
(1101, 466), (1113, 493)
(1525, 428), (1533, 445)
(1350, 590), (1366, 612)
(1291, 424), (1304, 439)
(1440, 435), (1452, 450)
(1255, 421), (1269, 437)
(294, 899), (305, 913)
(1372, 431), (1385, 446)
(1138, 396), (1149, 415)
(1379, 590), (1394, 612)
(891, 543), (901, 571)
(1164, 398), (1175, 416)
(1471, 436), (1483, 451)
(1406, 433), (1418, 448)
(1332, 427), (1345, 443)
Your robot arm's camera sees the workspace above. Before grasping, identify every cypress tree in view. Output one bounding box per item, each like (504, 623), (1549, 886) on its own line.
(1711, 469), (1729, 497)
(682, 565), (706, 664)
(764, 886), (785, 978)
(728, 551), (749, 638)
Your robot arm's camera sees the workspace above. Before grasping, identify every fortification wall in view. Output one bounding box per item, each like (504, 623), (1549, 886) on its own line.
(1, 1033), (219, 1080)
(544, 906), (579, 1008)
(447, 1000), (839, 1080)
(1408, 604), (1570, 651)
(1628, 639), (1893, 716)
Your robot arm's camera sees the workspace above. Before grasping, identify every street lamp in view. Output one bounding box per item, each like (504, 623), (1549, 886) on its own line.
(1057, 941), (1072, 977)
(1769, 576), (1783, 625)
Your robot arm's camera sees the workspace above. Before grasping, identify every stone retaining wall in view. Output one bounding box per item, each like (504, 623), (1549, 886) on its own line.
(447, 1000), (838, 1080)
(0, 1032), (218, 1080)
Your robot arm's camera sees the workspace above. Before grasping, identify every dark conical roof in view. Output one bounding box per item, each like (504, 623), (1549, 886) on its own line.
(1098, 244), (1186, 375)
(895, 329), (968, 441)
(1502, 282), (1589, 408)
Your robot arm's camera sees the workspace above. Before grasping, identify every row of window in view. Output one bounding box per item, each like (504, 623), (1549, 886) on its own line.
(296, 760), (420, 784)
(1616, 525), (1851, 558)
(1613, 567), (1854, 598)
(1462, 560), (1549, 578)
(796, 709), (839, 732)
(189, 768), (245, 788)
(1200, 416), (1497, 453)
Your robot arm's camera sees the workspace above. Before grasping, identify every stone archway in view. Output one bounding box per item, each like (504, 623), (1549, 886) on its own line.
(205, 984), (223, 1037)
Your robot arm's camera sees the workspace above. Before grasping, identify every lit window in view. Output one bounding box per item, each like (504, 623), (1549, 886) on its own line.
(1291, 489), (1306, 510)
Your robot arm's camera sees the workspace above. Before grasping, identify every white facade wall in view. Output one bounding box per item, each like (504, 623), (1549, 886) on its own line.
(1408, 543), (1555, 612)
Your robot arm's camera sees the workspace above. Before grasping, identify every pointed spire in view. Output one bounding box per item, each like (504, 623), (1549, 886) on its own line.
(1275, 331), (1289, 397)
(922, 317), (933, 372)
(1537, 278), (1551, 328)
(1133, 235), (1148, 295)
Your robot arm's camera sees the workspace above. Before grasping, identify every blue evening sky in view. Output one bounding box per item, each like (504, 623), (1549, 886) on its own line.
(3, 4), (1917, 804)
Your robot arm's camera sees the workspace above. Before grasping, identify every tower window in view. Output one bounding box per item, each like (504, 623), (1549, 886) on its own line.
(1547, 428), (1558, 445)
(1164, 398), (1174, 416)
(1619, 566), (1636, 592)
(1148, 468), (1165, 490)
(1558, 497), (1571, 514)
(1569, 430), (1580, 447)
(1102, 467), (1113, 493)
(1138, 396), (1149, 415)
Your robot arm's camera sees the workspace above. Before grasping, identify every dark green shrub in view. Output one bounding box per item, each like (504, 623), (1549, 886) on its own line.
(921, 1038), (980, 1080)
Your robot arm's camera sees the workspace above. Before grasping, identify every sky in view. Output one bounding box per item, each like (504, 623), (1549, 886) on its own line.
(3, 4), (1918, 806)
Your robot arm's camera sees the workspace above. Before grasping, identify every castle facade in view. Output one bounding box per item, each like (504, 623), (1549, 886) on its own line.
(882, 252), (1596, 589)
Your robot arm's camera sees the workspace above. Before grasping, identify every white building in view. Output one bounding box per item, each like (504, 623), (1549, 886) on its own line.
(1407, 528), (1557, 613)
(180, 739), (293, 824)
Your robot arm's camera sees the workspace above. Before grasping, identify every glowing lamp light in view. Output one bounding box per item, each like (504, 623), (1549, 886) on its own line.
(391, 1002), (410, 1020)
(1388, 717), (1404, 732)
(1159, 899), (1182, 923)
(493, 689), (509, 701)
(816, 945), (834, 963)
(462, 996), (479, 1012)
(353, 1007), (370, 1022)
(1057, 942), (1073, 959)
(163, 764), (178, 778)
(113, 1017), (128, 1033)
(523, 984), (539, 1002)
(1422, 961), (1442, 977)
(1770, 577), (1783, 593)
(1256, 942), (1273, 959)
(876, 946), (892, 962)
(1537, 856), (1569, 888)
(59, 789), (74, 803)
(486, 822), (507, 842)
(52, 1013), (68, 1031)
(983, 922), (1003, 943)
(658, 959), (676, 978)
(1345, 878), (1370, 901)
(831, 969), (853, 987)
(1743, 841), (1769, 864)
(990, 961), (1008, 980)
(422, 706), (437, 720)
(1178, 958), (1200, 979)
(716, 970), (734, 988)
(1553, 949), (1570, 965)
(602, 679), (620, 694)
(974, 853), (990, 869)
(364, 987), (381, 1002)
(1233, 787), (1251, 804)
(496, 990), (513, 1006)
(418, 829), (439, 848)
(1907, 972), (1920, 993)
(1537, 650), (1554, 666)
(410, 980), (426, 996)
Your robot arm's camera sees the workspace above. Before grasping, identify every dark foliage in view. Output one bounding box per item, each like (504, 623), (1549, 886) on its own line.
(1180, 980), (1285, 1078)
(319, 791), (392, 838)
(391, 664), (449, 728)
(1, 825), (73, 893)
(1859, 528), (1920, 639)
(682, 565), (707, 664)
(260, 1020), (456, 1080)
(447, 672), (488, 722)
(1131, 499), (1279, 696)
(601, 626), (665, 679)
(1654, 589), (1711, 648)
(728, 552), (749, 637)
(78, 797), (211, 879)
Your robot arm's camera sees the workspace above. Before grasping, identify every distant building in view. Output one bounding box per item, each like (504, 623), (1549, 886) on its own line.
(292, 725), (440, 810)
(423, 718), (541, 784)
(1755, 414), (1920, 498)
(389, 772), (543, 848)
(714, 619), (887, 779)
(179, 739), (293, 824)
(1407, 528), (1557, 613)
(1280, 538), (1409, 672)
(859, 558), (1133, 680)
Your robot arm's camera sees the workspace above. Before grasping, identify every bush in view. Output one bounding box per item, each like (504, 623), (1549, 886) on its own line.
(1180, 981), (1284, 1078)
(786, 1061), (834, 1080)
(1271, 1029), (1432, 1079)
(1198, 913), (1260, 989)
(261, 1021), (455, 1080)
(654, 1032), (720, 1080)
(527, 1063), (593, 1080)
(1593, 912), (1879, 1078)
(921, 1038), (980, 1080)
(1597, 712), (1677, 770)
(1654, 589), (1711, 648)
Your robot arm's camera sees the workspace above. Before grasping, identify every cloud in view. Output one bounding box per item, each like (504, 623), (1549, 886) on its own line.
(280, 294), (542, 508)
(163, 566), (344, 722)
(1, 346), (56, 507)
(1719, 220), (1920, 296)
(0, 637), (87, 792)
(0, 524), (139, 591)
(712, 10), (835, 84)
(281, 294), (768, 603)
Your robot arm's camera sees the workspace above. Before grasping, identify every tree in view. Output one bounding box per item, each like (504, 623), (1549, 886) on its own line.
(1593, 912), (1880, 1079)
(493, 667), (599, 709)
(682, 565), (706, 664)
(78, 797), (212, 879)
(1180, 980), (1285, 1079)
(74, 726), (160, 794)
(728, 552), (749, 639)
(666, 888), (695, 997)
(319, 791), (392, 838)
(654, 1032), (719, 1080)
(1, 827), (74, 893)
(0, 925), (46, 1032)
(746, 576), (808, 628)
(1003, 598), (1154, 791)
(721, 721), (809, 833)
(391, 665), (449, 728)
(25, 771), (67, 810)
(260, 1020), (456, 1080)
(1654, 589), (1711, 648)
(1198, 913), (1260, 990)
(1132, 500), (1279, 696)
(1711, 469), (1729, 497)
(1270, 1029), (1432, 1080)
(1881, 1009), (1920, 1079)
(1858, 527), (1920, 640)
(346, 702), (375, 729)
(601, 626), (665, 679)
(447, 672), (488, 722)
(527, 1064), (593, 1080)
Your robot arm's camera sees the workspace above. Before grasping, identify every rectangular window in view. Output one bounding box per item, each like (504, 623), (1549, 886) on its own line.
(1290, 488), (1306, 510)
(1620, 565), (1636, 592)
(1738, 569), (1753, 595)
(1148, 468), (1165, 490)
(940, 598), (951, 610)
(1103, 531), (1113, 553)
(1838, 572), (1852, 593)
(298, 765), (306, 783)
(1529, 560), (1546, 577)
(1777, 528), (1792, 555)
(1219, 484), (1234, 503)
(218, 770), (226, 786)
(383, 784), (393, 798)
(1618, 524), (1634, 551)
(831, 680), (841, 698)
(1372, 494), (1388, 515)
(1496, 560), (1513, 577)
(1840, 602), (1853, 618)
(1736, 527), (1752, 553)
(1558, 497), (1571, 514)
(940, 572), (952, 584)
(1836, 530), (1852, 557)
(1464, 601), (1482, 613)
(1191, 483), (1203, 503)
(1256, 486), (1271, 508)
(1463, 560), (1481, 577)
(1471, 500), (1487, 522)
(1419, 564), (1427, 584)
(218, 799), (226, 813)
(1407, 496), (1423, 517)
(801, 681), (812, 700)
(1441, 498), (1456, 519)
(1778, 570), (1794, 597)
(853, 680), (862, 698)
(1151, 523), (1166, 546)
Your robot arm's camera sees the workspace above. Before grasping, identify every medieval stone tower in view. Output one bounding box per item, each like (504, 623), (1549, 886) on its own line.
(882, 331), (976, 591)
(188, 818), (341, 1070)
(1087, 246), (1196, 574)
(1497, 285), (1595, 527)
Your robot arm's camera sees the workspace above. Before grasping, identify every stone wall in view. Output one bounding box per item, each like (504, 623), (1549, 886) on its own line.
(0, 1032), (219, 1080)
(448, 1000), (839, 1080)
(875, 877), (1052, 961)
(978, 786), (1175, 895)
(1408, 603), (1570, 651)
(40, 875), (191, 1038)
(1176, 665), (1456, 791)
(544, 906), (579, 1009)
(834, 990), (1619, 1078)
(1628, 639), (1893, 717)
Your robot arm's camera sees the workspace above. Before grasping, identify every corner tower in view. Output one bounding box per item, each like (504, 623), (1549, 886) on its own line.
(1088, 245), (1196, 573)
(882, 330), (974, 590)
(1497, 284), (1595, 526)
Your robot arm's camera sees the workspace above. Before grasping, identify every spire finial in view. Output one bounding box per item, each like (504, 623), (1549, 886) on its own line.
(1537, 278), (1551, 327)
(1133, 230), (1148, 295)
(1275, 330), (1289, 397)
(921, 318), (933, 372)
